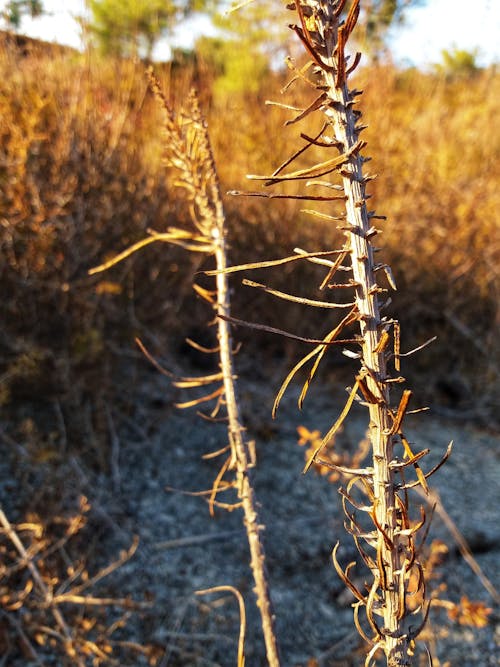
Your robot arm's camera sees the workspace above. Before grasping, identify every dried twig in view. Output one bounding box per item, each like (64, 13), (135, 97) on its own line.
(0, 508), (84, 666)
(196, 586), (247, 667)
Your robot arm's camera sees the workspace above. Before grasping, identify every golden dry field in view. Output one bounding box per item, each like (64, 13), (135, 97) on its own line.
(1, 39), (498, 430)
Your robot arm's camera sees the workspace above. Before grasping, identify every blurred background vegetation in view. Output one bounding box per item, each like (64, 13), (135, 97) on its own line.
(0, 0), (498, 466)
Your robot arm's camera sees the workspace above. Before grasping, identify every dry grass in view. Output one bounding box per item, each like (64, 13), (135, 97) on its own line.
(0, 39), (498, 461)
(360, 65), (500, 408)
(0, 495), (157, 665)
(0, 44), (195, 459)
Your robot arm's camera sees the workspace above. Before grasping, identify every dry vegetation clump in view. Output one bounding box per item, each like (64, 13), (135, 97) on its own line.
(0, 496), (157, 666)
(0, 45), (200, 459)
(0, 37), (498, 465)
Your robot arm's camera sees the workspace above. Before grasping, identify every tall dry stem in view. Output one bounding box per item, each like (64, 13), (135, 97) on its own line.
(91, 71), (281, 667)
(226, 1), (451, 664)
(195, 88), (281, 667)
(212, 168), (281, 667)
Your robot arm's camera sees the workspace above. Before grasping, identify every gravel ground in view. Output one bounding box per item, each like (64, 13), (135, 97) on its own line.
(1, 368), (499, 666)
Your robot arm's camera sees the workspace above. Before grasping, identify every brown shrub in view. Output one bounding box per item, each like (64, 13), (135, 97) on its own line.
(0, 46), (195, 458)
(1, 44), (498, 461)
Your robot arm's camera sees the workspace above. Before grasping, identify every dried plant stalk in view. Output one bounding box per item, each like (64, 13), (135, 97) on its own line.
(91, 71), (281, 666)
(308, 6), (416, 659)
(292, 1), (429, 662)
(204, 103), (282, 667)
(238, 1), (448, 664)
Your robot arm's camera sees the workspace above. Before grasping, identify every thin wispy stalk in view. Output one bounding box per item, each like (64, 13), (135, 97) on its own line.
(90, 69), (281, 666)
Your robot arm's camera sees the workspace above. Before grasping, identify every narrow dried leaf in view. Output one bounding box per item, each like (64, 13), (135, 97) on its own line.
(374, 329), (390, 354)
(299, 307), (358, 408)
(335, 25), (346, 87)
(135, 337), (173, 378)
(306, 180), (344, 190)
(353, 601), (373, 645)
(282, 56), (317, 91)
(331, 542), (366, 603)
(243, 279), (355, 309)
(247, 139), (365, 185)
(228, 190), (345, 201)
(205, 249), (345, 275)
(218, 313), (356, 346)
(209, 456), (232, 517)
(300, 131), (343, 149)
(175, 386), (225, 409)
(264, 100), (303, 112)
(301, 208), (346, 220)
(196, 585), (246, 666)
(273, 123), (332, 180)
(185, 338), (220, 354)
(89, 235), (169, 275)
(343, 0), (360, 40)
(304, 380), (360, 473)
(371, 498), (394, 549)
(401, 435), (430, 494)
(319, 250), (349, 289)
(318, 457), (373, 477)
(357, 376), (381, 404)
(346, 51), (362, 76)
(173, 372), (224, 389)
(389, 389), (413, 435)
(193, 283), (217, 303)
(394, 321), (401, 371)
(284, 93), (327, 126)
(365, 642), (384, 667)
(273, 344), (325, 419)
(383, 264), (397, 290)
(398, 336), (437, 358)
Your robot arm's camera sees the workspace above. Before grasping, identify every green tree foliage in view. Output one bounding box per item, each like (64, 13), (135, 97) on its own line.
(436, 47), (479, 79)
(87, 0), (204, 59)
(196, 1), (288, 96)
(2, 0), (42, 28)
(197, 35), (270, 95)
